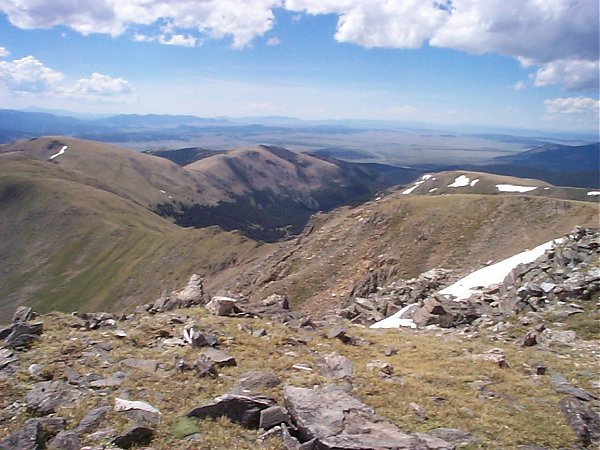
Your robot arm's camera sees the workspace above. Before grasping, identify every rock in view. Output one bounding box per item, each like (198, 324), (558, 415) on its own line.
(408, 402), (428, 421)
(121, 358), (159, 373)
(5, 322), (43, 349)
(283, 385), (453, 449)
(199, 347), (236, 368)
(47, 430), (81, 450)
(25, 380), (83, 415)
(0, 326), (12, 340)
(194, 355), (218, 378)
(232, 370), (281, 393)
(325, 326), (354, 345)
(0, 417), (66, 450)
(366, 360), (394, 376)
(187, 393), (277, 429)
(473, 348), (508, 368)
(205, 296), (238, 316)
(112, 425), (155, 449)
(89, 372), (128, 389)
(518, 330), (538, 347)
(383, 347), (398, 356)
(428, 428), (476, 446)
(412, 298), (455, 328)
(315, 352), (353, 379)
(260, 293), (289, 310)
(115, 398), (162, 426)
(551, 374), (597, 401)
(176, 273), (205, 307)
(12, 306), (35, 323)
(0, 348), (18, 372)
(558, 396), (600, 446)
(182, 324), (218, 348)
(76, 406), (111, 433)
(0, 419), (46, 450)
(79, 312), (118, 330)
(260, 406), (290, 429)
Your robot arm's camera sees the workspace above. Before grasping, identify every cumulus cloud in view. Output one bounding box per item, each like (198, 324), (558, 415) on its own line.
(286, 0), (598, 91)
(1, 0), (597, 88)
(0, 46), (9, 57)
(0, 56), (64, 94)
(68, 72), (134, 101)
(0, 0), (282, 48)
(532, 59), (598, 91)
(0, 52), (133, 101)
(544, 97), (599, 116)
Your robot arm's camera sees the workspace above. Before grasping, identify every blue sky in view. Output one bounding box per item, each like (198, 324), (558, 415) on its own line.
(0, 0), (598, 132)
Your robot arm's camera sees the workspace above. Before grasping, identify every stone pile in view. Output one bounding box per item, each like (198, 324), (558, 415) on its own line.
(339, 269), (452, 325)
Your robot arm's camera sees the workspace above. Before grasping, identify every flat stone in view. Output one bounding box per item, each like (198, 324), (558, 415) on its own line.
(283, 385), (453, 449)
(13, 306), (35, 323)
(551, 374), (597, 401)
(121, 358), (159, 373)
(0, 419), (45, 450)
(25, 380), (82, 415)
(89, 372), (127, 389)
(115, 398), (161, 426)
(205, 296), (238, 316)
(232, 370), (281, 393)
(76, 406), (111, 433)
(199, 347), (236, 367)
(188, 393), (277, 429)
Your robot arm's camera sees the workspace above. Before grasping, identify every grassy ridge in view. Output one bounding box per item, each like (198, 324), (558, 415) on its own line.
(0, 156), (266, 321)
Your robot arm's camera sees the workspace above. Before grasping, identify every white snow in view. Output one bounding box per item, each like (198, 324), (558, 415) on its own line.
(439, 238), (562, 301)
(402, 180), (424, 195)
(587, 191), (600, 196)
(470, 179), (479, 187)
(544, 187), (550, 190)
(496, 184), (537, 193)
(160, 189), (166, 194)
(49, 145), (67, 160)
(422, 174), (433, 180)
(429, 188), (438, 192)
(370, 304), (417, 329)
(447, 175), (470, 188)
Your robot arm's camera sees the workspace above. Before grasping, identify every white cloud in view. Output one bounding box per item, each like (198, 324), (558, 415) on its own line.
(286, 0), (599, 91)
(0, 46), (9, 57)
(0, 0), (283, 48)
(512, 81), (527, 91)
(267, 36), (281, 46)
(532, 59), (599, 91)
(158, 33), (198, 48)
(544, 97), (599, 115)
(68, 72), (134, 101)
(0, 54), (133, 101)
(0, 56), (64, 94)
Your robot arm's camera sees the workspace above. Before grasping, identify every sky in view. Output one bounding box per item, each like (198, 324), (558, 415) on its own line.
(0, 0), (598, 132)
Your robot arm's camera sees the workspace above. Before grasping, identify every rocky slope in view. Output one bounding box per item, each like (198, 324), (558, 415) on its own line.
(224, 189), (599, 314)
(0, 228), (598, 449)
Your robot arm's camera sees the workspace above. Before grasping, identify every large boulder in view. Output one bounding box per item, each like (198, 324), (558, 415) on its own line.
(283, 385), (453, 449)
(558, 396), (600, 447)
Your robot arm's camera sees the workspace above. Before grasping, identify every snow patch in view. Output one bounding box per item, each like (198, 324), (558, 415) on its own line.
(422, 174), (433, 180)
(402, 180), (425, 195)
(587, 191), (600, 196)
(496, 184), (537, 193)
(439, 238), (562, 301)
(447, 175), (470, 188)
(429, 188), (438, 193)
(370, 304), (417, 329)
(470, 179), (479, 187)
(160, 189), (166, 194)
(49, 145), (67, 160)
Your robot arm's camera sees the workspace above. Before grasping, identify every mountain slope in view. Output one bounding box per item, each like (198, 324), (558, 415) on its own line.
(0, 154), (268, 321)
(225, 190), (599, 314)
(491, 142), (599, 172)
(396, 170), (598, 202)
